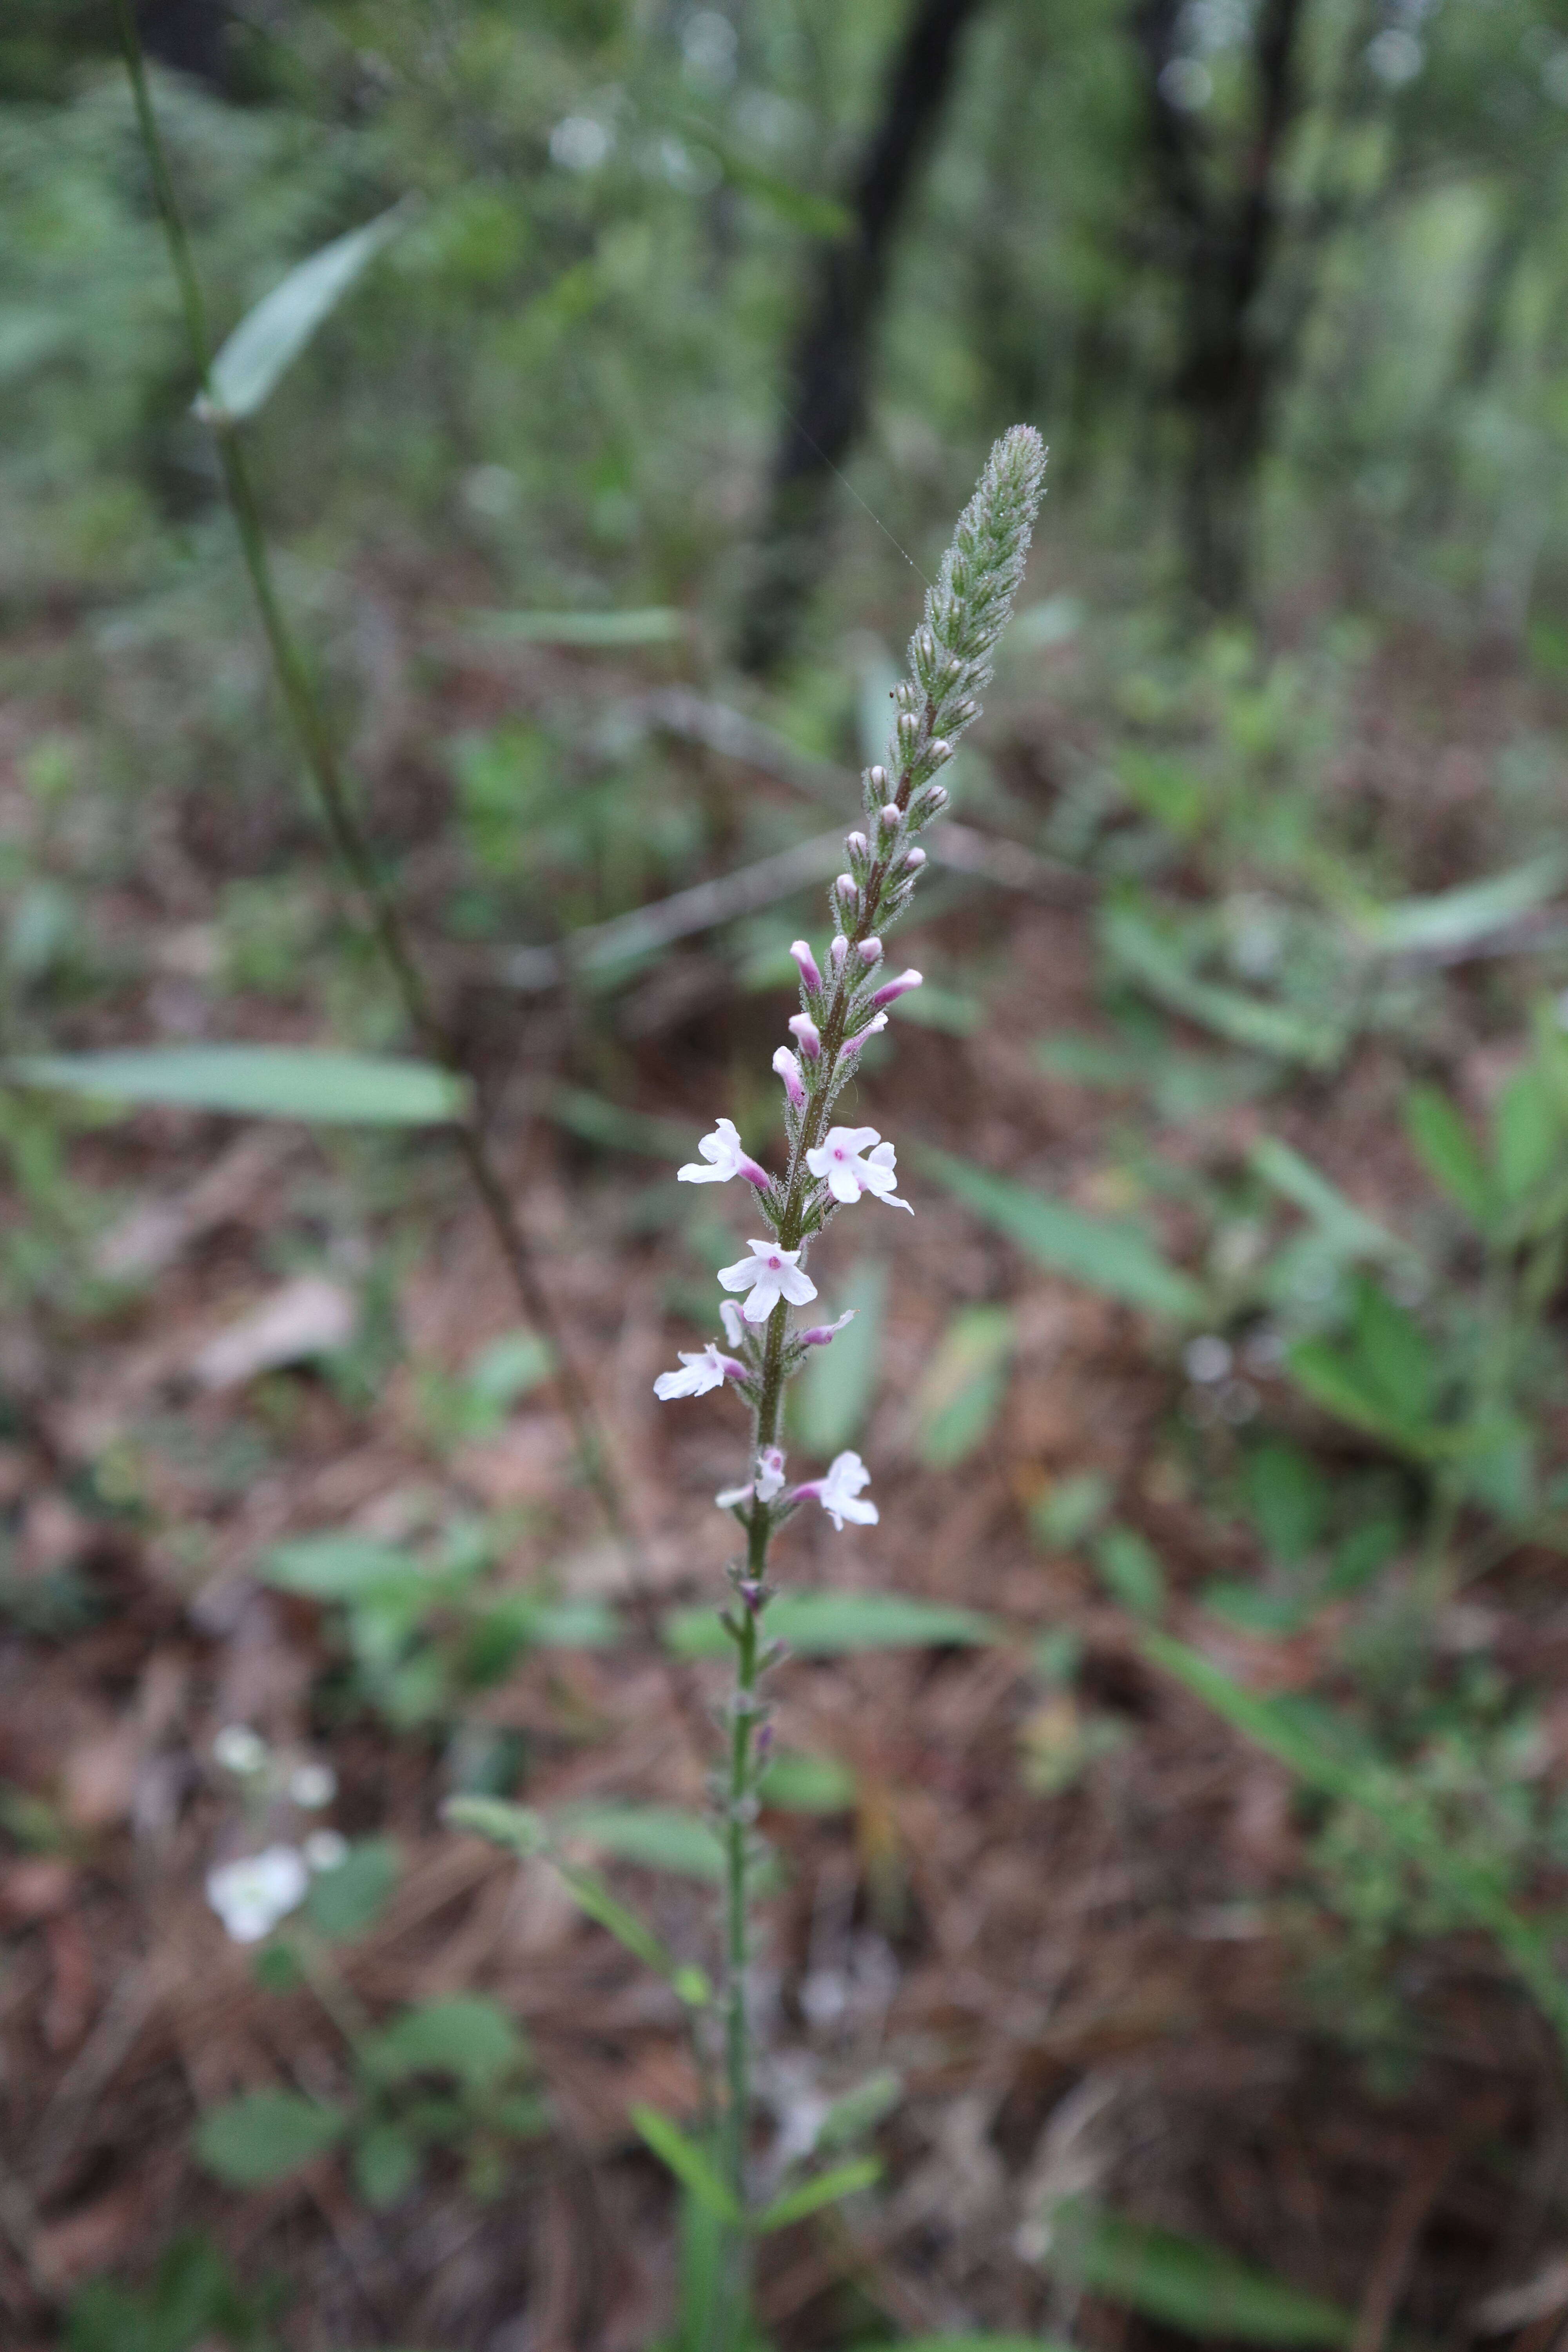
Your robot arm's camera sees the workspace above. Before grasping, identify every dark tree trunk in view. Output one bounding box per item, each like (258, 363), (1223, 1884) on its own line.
(734, 0), (989, 675)
(1135, 0), (1307, 612)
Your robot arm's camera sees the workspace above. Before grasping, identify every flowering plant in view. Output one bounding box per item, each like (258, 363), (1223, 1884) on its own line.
(652, 426), (1047, 2270)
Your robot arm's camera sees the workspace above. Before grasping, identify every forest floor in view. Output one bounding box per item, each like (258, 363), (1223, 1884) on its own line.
(2, 592), (1565, 2351)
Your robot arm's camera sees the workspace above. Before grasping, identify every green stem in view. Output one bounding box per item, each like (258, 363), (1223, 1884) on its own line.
(109, 5), (707, 1704)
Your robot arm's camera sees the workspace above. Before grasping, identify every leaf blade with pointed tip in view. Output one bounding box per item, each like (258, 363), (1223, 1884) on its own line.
(631, 2107), (741, 2225)
(200, 204), (411, 423)
(6, 1046), (466, 1126)
(755, 2156), (881, 2233)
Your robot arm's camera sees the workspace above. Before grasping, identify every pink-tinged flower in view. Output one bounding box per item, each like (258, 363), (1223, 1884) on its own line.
(846, 831), (868, 857)
(840, 1011), (888, 1059)
(878, 801), (901, 830)
(799, 1308), (857, 1348)
(805, 1126), (911, 1211)
(790, 939), (822, 992)
(720, 1300), (747, 1348)
(789, 1013), (821, 1060)
(857, 936), (883, 965)
(902, 847), (927, 871)
(793, 1450), (878, 1531)
(830, 935), (849, 972)
(836, 874), (857, 903)
(773, 1046), (805, 1106)
(718, 1239), (818, 1324)
(717, 1445), (787, 1510)
(871, 967), (922, 1009)
(654, 1342), (746, 1400)
(678, 1116), (769, 1189)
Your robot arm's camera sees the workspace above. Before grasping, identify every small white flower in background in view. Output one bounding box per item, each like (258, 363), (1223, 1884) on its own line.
(717, 1446), (787, 1511)
(718, 1240), (818, 1324)
(654, 1341), (744, 1400)
(550, 114), (612, 171)
(207, 1846), (309, 1944)
(289, 1762), (337, 1811)
(1183, 1334), (1233, 1385)
(794, 1451), (878, 1531)
(304, 1829), (349, 1874)
(805, 1127), (912, 1212)
(678, 1116), (768, 1189)
(212, 1724), (268, 1777)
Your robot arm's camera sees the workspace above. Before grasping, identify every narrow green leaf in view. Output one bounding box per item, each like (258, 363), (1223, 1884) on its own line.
(6, 1046), (465, 1126)
(631, 2107), (742, 2225)
(758, 1749), (858, 1813)
(1404, 1085), (1491, 1228)
(795, 1261), (886, 1454)
(1103, 907), (1342, 1068)
(259, 1535), (418, 1601)
(1494, 1063), (1560, 1202)
(1058, 2201), (1355, 2344)
(194, 2089), (346, 2186)
(756, 2155), (881, 2232)
(1093, 1526), (1165, 1619)
(1286, 1339), (1443, 1460)
(551, 1802), (725, 1882)
(913, 1307), (1014, 1468)
(664, 1590), (1002, 1660)
(200, 203), (411, 423)
(463, 1330), (554, 1407)
(916, 1145), (1203, 1323)
(1248, 1138), (1402, 1261)
(1358, 852), (1568, 955)
(546, 1086), (692, 1161)
(465, 606), (686, 646)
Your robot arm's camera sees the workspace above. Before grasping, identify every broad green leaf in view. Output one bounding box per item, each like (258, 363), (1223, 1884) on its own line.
(1352, 1279), (1435, 1418)
(194, 2089), (346, 2186)
(913, 1307), (1014, 1468)
(631, 2107), (741, 2225)
(664, 1590), (1001, 1659)
(444, 1796), (548, 1857)
(1141, 1631), (1568, 2046)
(352, 2122), (421, 2209)
(1057, 2201), (1354, 2344)
(199, 204), (410, 423)
(1248, 1138), (1401, 1262)
(795, 1261), (886, 1454)
(304, 1837), (400, 1943)
(1102, 907), (1341, 1068)
(755, 2155), (881, 2233)
(1357, 852), (1568, 956)
(1243, 1442), (1328, 1566)
(361, 1995), (523, 2092)
(1036, 1032), (1146, 1087)
(466, 607), (686, 646)
(916, 1145), (1203, 1323)
(1404, 1085), (1491, 1228)
(1029, 1470), (1113, 1550)
(1494, 1063), (1560, 1202)
(551, 1802), (724, 1882)
(259, 1535), (418, 1601)
(1093, 1526), (1165, 1619)
(758, 1749), (858, 1813)
(1286, 1340), (1443, 1460)
(7, 1047), (465, 1127)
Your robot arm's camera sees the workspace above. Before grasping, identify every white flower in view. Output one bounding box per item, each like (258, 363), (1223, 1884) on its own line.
(678, 1116), (768, 1189)
(289, 1762), (337, 1810)
(304, 1829), (349, 1873)
(212, 1724), (267, 1777)
(717, 1446), (787, 1511)
(206, 1846), (309, 1944)
(795, 1451), (878, 1532)
(773, 1046), (805, 1106)
(720, 1300), (747, 1349)
(805, 1127), (911, 1212)
(654, 1341), (744, 1400)
(717, 1239), (818, 1325)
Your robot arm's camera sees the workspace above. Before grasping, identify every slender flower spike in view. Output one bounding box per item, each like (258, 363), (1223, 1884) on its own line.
(718, 1239), (818, 1324)
(206, 1846), (309, 1944)
(772, 1046), (805, 1106)
(678, 1116), (769, 1189)
(805, 1126), (911, 1211)
(799, 1308), (856, 1347)
(795, 1450), (878, 1532)
(654, 1342), (746, 1399)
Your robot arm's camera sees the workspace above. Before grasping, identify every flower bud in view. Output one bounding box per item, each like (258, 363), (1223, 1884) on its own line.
(845, 829), (867, 858)
(799, 1308), (856, 1347)
(946, 697), (978, 726)
(902, 846), (927, 871)
(871, 967), (922, 1008)
(928, 738), (953, 767)
(895, 680), (919, 713)
(914, 783), (949, 821)
(857, 936), (883, 966)
(788, 1013), (821, 1060)
(772, 1046), (804, 1105)
(840, 1011), (888, 1058)
(867, 765), (889, 797)
(829, 934), (849, 971)
(789, 938), (822, 993)
(896, 710), (920, 752)
(878, 801), (902, 831)
(836, 874), (857, 902)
